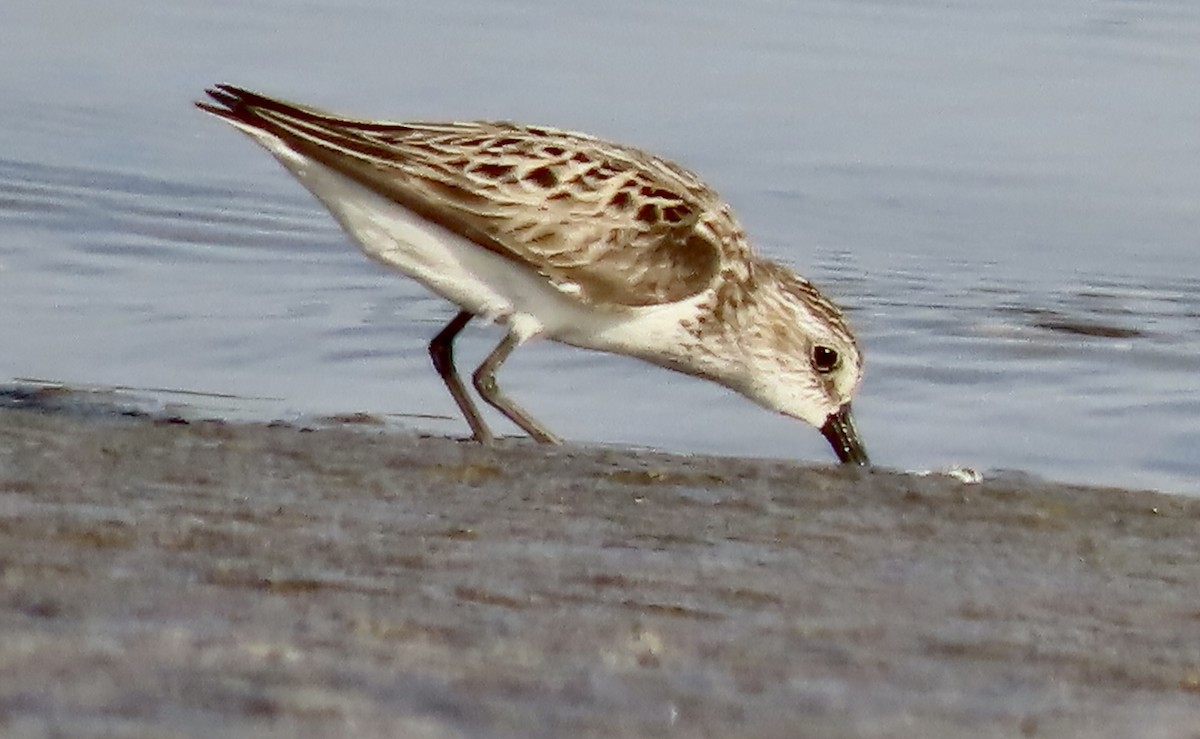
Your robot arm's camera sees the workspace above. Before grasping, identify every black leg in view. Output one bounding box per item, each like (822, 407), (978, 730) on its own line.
(472, 332), (562, 444)
(429, 311), (494, 443)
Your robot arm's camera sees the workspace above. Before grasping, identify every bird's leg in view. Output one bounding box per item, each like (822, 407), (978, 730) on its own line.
(429, 310), (494, 444)
(472, 332), (562, 444)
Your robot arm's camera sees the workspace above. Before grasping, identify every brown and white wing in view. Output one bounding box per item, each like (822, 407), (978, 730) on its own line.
(199, 85), (731, 307)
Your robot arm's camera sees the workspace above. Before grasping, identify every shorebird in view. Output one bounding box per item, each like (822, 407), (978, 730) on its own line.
(198, 85), (869, 464)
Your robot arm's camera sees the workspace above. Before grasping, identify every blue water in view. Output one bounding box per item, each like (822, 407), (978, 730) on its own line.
(2, 0), (1198, 493)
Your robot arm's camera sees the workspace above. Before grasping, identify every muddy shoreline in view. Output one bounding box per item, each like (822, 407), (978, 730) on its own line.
(1, 385), (1198, 737)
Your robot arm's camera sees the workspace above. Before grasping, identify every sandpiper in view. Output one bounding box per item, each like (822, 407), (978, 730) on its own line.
(198, 85), (869, 464)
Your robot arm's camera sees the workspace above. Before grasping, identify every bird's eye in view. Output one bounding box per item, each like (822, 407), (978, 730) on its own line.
(812, 345), (840, 374)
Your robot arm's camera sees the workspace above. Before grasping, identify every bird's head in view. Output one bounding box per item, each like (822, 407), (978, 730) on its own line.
(738, 263), (869, 465)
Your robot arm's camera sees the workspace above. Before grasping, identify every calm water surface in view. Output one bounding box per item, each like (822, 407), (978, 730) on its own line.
(2, 1), (1198, 493)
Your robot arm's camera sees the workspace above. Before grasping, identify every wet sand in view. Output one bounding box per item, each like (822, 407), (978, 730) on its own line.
(1, 385), (1198, 737)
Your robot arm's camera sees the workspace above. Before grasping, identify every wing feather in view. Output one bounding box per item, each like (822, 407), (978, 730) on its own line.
(199, 86), (727, 307)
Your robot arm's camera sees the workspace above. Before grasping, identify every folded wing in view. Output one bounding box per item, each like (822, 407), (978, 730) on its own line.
(199, 85), (727, 307)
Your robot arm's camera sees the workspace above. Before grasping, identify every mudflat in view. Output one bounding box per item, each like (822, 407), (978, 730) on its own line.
(1, 387), (1198, 737)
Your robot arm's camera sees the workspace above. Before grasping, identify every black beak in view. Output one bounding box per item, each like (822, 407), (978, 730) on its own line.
(820, 403), (870, 466)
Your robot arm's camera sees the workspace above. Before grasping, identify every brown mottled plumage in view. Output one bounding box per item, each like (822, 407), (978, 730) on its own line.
(197, 85), (869, 464)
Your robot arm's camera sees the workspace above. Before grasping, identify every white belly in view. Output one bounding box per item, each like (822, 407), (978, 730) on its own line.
(239, 128), (717, 374)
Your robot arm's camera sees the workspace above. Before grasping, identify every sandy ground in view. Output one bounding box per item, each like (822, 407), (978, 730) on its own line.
(0, 384), (1198, 738)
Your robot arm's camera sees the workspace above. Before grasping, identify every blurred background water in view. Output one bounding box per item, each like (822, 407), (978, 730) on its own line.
(2, 0), (1197, 494)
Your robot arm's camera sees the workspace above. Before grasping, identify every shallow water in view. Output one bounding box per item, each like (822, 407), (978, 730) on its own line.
(2, 0), (1198, 493)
